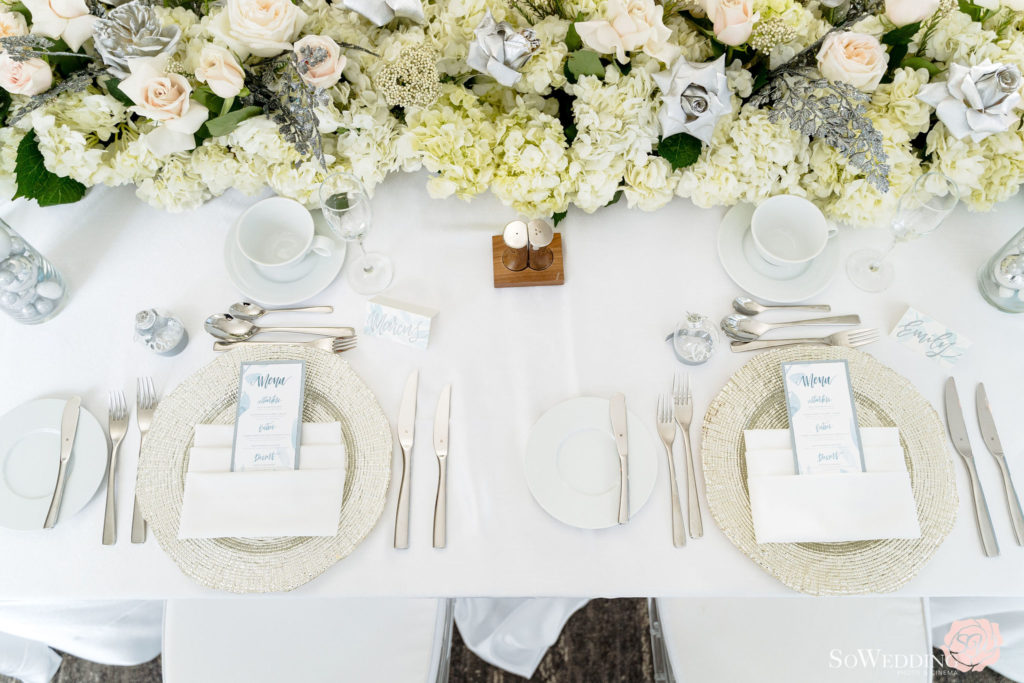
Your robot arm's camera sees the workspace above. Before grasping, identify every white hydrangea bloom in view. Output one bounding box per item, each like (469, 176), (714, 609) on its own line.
(490, 104), (571, 216)
(869, 67), (932, 144)
(0, 127), (26, 200)
(515, 16), (570, 95)
(623, 155), (677, 210)
(136, 155), (212, 211)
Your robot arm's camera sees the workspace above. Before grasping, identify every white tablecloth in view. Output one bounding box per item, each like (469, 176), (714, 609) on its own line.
(1, 173), (1023, 599)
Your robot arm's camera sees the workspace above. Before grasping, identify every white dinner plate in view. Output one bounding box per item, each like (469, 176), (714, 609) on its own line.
(717, 203), (840, 304)
(224, 211), (347, 307)
(525, 397), (658, 529)
(0, 398), (108, 530)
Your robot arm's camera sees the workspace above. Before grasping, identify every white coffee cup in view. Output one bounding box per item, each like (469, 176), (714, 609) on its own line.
(236, 197), (334, 283)
(750, 195), (838, 276)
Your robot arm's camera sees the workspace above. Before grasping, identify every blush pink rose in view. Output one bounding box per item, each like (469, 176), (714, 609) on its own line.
(0, 53), (53, 96)
(942, 618), (1003, 673)
(884, 0), (939, 26)
(195, 44), (245, 98)
(0, 10), (29, 37)
(293, 35), (346, 89)
(575, 0), (679, 64)
(705, 0), (758, 47)
(816, 31), (888, 92)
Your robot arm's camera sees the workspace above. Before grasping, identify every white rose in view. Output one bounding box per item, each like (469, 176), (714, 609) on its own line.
(195, 44), (245, 98)
(884, 0), (939, 26)
(817, 31), (888, 92)
(575, 0), (680, 63)
(118, 56), (209, 156)
(208, 0), (307, 59)
(294, 35), (346, 89)
(0, 11), (28, 37)
(705, 0), (758, 47)
(21, 0), (95, 51)
(0, 53), (52, 95)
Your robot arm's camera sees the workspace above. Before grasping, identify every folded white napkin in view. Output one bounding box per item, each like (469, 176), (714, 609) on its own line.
(744, 428), (921, 543)
(177, 422), (346, 539)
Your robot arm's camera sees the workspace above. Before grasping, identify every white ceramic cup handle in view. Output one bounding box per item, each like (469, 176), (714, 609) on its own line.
(311, 235), (334, 257)
(826, 223), (839, 238)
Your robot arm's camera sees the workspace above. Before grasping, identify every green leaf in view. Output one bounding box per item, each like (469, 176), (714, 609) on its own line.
(45, 38), (91, 79)
(604, 189), (622, 207)
(881, 21), (921, 46)
(656, 133), (702, 171)
(8, 3), (31, 22)
(881, 43), (908, 83)
(13, 131), (87, 207)
(565, 20), (583, 52)
(900, 56), (941, 76)
(198, 105), (263, 139)
(552, 210), (567, 226)
(567, 50), (605, 80)
(190, 85), (226, 114)
(0, 89), (9, 124)
(958, 0), (990, 21)
(105, 78), (134, 107)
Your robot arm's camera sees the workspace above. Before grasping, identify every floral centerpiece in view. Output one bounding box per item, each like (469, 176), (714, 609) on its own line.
(0, 0), (1021, 226)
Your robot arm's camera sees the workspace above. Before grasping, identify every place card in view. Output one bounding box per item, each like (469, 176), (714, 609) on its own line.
(782, 360), (866, 475)
(364, 296), (437, 350)
(231, 360), (305, 472)
(890, 306), (972, 368)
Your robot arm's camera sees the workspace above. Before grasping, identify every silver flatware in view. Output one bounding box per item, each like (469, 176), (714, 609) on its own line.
(730, 328), (879, 353)
(204, 313), (355, 341)
(103, 391), (129, 545)
(655, 395), (685, 547)
(394, 370), (418, 549)
(610, 393), (629, 525)
(132, 377), (156, 544)
(977, 383), (1024, 545)
(433, 384), (451, 549)
(945, 377), (999, 557)
(227, 302), (334, 320)
(44, 396), (81, 529)
(721, 314), (862, 342)
(673, 375), (702, 539)
(732, 296), (831, 316)
(213, 337), (357, 353)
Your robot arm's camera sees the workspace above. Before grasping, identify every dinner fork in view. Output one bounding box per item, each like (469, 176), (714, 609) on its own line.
(212, 337), (358, 352)
(673, 375), (703, 539)
(131, 377), (157, 544)
(729, 328), (880, 353)
(103, 390), (129, 545)
(656, 395), (686, 547)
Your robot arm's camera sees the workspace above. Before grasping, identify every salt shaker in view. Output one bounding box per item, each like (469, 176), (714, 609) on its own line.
(134, 309), (189, 356)
(501, 221), (529, 271)
(669, 312), (719, 365)
(978, 226), (1024, 313)
(0, 218), (68, 324)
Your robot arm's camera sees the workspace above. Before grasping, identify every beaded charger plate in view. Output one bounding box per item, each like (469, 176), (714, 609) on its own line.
(136, 346), (392, 593)
(702, 346), (957, 595)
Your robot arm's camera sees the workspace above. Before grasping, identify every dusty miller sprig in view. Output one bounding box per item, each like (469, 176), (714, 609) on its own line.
(7, 63), (108, 125)
(0, 35), (96, 62)
(509, 0), (569, 23)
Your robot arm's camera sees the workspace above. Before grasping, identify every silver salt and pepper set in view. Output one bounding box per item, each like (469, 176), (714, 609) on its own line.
(501, 219), (555, 272)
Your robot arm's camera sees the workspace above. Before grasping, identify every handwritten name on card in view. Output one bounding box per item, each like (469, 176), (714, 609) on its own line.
(890, 307), (972, 368)
(364, 296), (437, 350)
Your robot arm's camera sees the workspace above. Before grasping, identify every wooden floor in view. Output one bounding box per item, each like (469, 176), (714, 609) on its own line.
(0, 599), (1014, 682)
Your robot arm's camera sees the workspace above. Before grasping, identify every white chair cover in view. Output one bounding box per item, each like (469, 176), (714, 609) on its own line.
(929, 597), (1024, 682)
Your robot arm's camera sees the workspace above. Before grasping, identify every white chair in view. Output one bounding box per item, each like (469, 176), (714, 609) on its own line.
(930, 597), (1024, 682)
(650, 597), (931, 682)
(162, 598), (453, 683)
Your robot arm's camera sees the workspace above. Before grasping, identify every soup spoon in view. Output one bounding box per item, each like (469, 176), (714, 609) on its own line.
(228, 302), (334, 321)
(732, 296), (831, 316)
(721, 313), (861, 341)
(205, 313), (354, 341)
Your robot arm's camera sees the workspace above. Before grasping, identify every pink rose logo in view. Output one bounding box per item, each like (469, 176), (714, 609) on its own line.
(942, 618), (1002, 673)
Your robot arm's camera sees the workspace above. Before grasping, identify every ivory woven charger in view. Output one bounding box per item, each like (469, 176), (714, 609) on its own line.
(137, 346), (392, 593)
(702, 346), (957, 595)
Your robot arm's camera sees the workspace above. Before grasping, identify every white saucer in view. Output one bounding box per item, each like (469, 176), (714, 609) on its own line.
(717, 203), (840, 304)
(224, 211), (347, 307)
(525, 397), (658, 530)
(0, 398), (108, 531)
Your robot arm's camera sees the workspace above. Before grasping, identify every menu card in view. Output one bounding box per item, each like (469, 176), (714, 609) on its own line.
(230, 360), (305, 472)
(782, 360), (865, 475)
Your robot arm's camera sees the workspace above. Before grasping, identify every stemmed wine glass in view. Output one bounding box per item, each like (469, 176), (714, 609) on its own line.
(846, 171), (959, 292)
(319, 172), (393, 295)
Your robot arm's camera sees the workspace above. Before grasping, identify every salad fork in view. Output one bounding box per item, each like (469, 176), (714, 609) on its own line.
(103, 390), (129, 545)
(656, 395), (686, 547)
(131, 377), (157, 543)
(673, 375), (703, 539)
(730, 328), (879, 352)
(212, 337), (357, 352)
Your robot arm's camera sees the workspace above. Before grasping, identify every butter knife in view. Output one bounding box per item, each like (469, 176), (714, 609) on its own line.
(393, 370), (417, 549)
(977, 383), (1024, 545)
(433, 384), (451, 549)
(945, 378), (999, 557)
(44, 397), (82, 529)
(610, 393), (629, 525)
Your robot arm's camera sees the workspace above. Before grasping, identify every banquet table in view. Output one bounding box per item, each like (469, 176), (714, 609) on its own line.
(1, 172), (1023, 600)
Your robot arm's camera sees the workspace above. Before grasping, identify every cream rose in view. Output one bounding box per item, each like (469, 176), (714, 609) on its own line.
(884, 0), (939, 26)
(118, 56), (209, 156)
(0, 53), (52, 95)
(195, 44), (245, 98)
(21, 0), (94, 51)
(817, 31), (888, 92)
(208, 0), (307, 59)
(705, 0), (758, 47)
(0, 10), (29, 37)
(293, 35), (346, 89)
(575, 0), (679, 64)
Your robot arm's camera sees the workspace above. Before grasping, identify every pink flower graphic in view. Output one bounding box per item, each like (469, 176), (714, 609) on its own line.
(942, 618), (1002, 673)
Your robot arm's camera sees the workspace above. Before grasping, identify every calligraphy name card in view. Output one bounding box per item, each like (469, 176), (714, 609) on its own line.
(231, 360), (305, 472)
(364, 296), (438, 350)
(890, 306), (972, 368)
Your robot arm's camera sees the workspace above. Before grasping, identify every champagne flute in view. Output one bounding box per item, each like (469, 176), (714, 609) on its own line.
(846, 171), (959, 292)
(319, 172), (393, 295)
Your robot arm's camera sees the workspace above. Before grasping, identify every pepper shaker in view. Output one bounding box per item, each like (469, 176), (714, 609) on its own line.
(527, 219), (554, 271)
(501, 221), (529, 272)
(134, 309), (189, 356)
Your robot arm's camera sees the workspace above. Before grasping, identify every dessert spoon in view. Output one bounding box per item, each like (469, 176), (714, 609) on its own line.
(732, 296), (831, 316)
(204, 313), (354, 341)
(721, 313), (861, 341)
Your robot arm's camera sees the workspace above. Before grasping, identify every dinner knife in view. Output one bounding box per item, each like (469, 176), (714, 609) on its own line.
(44, 396), (82, 529)
(976, 383), (1024, 545)
(945, 378), (999, 557)
(393, 370), (418, 549)
(433, 384), (451, 549)
(610, 393), (629, 525)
